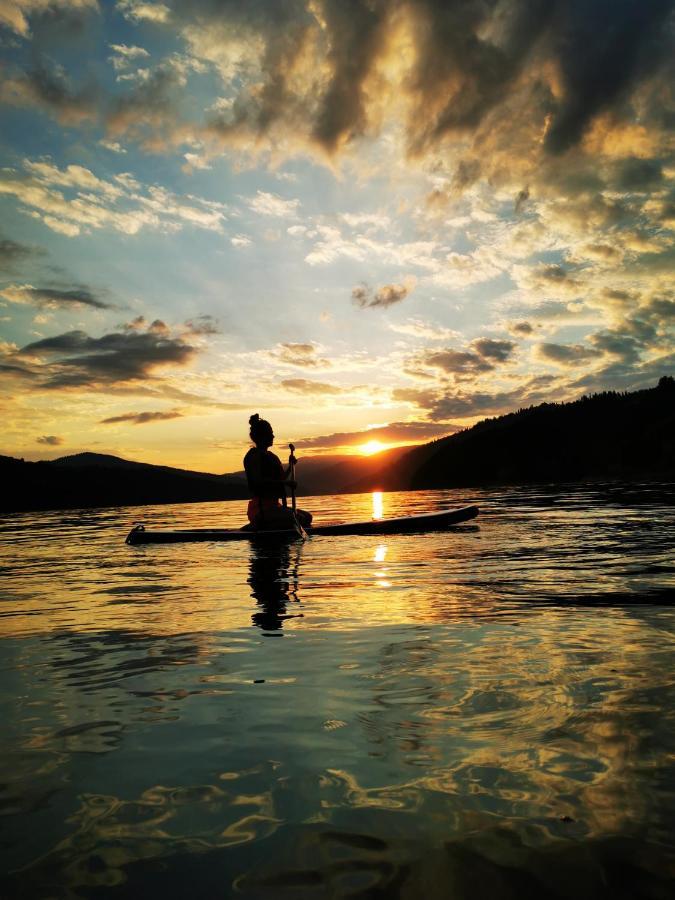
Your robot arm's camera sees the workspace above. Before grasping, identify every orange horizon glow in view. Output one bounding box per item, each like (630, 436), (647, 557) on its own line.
(360, 439), (387, 456)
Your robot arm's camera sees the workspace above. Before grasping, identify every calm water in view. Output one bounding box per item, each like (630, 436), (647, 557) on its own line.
(1, 485), (674, 899)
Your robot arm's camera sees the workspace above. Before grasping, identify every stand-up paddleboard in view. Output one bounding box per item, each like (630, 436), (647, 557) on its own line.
(126, 505), (479, 545)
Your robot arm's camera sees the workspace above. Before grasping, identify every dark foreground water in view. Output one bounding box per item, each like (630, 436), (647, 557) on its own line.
(1, 484), (674, 899)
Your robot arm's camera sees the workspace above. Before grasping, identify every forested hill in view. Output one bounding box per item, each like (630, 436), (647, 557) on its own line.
(366, 377), (675, 491)
(0, 453), (248, 513)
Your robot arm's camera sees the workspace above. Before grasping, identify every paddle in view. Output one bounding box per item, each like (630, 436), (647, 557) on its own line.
(288, 443), (307, 540)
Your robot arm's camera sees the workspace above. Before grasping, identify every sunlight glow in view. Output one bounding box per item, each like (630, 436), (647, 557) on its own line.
(361, 439), (386, 456)
(372, 491), (384, 520)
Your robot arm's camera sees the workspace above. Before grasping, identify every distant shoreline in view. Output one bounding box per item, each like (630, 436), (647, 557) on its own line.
(2, 379), (673, 514)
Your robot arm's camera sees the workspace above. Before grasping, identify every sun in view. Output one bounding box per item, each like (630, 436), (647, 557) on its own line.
(360, 439), (386, 456)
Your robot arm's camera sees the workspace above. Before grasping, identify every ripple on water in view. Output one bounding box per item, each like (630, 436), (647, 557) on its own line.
(1, 485), (674, 897)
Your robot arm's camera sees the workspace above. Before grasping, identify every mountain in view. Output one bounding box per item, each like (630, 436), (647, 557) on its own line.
(359, 377), (675, 491)
(3, 379), (672, 514)
(0, 453), (248, 513)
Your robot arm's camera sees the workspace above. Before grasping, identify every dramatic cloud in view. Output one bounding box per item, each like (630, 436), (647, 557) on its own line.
(418, 337), (516, 380)
(36, 434), (64, 445)
(0, 0), (98, 37)
(537, 342), (604, 367)
(0, 284), (114, 310)
(100, 409), (183, 425)
(16, 325), (198, 388)
(470, 338), (516, 363)
(0, 0), (673, 467)
(352, 279), (414, 309)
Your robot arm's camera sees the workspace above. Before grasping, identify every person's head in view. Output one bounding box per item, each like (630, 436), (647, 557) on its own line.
(249, 413), (274, 449)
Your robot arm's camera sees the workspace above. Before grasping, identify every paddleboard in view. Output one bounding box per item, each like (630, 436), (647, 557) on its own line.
(126, 505), (479, 545)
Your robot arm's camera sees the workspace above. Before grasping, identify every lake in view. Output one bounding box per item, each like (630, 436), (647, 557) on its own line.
(1, 484), (674, 899)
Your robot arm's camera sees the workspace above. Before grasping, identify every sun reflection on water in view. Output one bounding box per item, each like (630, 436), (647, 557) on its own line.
(372, 491), (384, 520)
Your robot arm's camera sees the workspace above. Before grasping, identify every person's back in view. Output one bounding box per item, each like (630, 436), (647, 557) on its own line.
(243, 445), (284, 500)
(243, 414), (312, 530)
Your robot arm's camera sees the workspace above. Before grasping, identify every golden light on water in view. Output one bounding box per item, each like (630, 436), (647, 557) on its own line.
(372, 491), (383, 520)
(360, 440), (386, 456)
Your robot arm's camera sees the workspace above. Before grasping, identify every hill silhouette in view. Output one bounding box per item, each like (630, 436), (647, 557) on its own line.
(361, 377), (675, 491)
(0, 452), (249, 513)
(2, 379), (672, 513)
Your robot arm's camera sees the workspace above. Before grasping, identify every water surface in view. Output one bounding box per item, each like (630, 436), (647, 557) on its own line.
(1, 485), (674, 898)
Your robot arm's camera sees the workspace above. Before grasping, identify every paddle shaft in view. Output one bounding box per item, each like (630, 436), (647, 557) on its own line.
(288, 443), (306, 540)
(288, 443), (297, 514)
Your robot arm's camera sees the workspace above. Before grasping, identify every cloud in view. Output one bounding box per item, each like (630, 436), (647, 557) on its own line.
(16, 324), (199, 388)
(542, 2), (673, 155)
(279, 378), (343, 395)
(231, 234), (251, 247)
(352, 279), (415, 309)
(0, 234), (43, 272)
(0, 0), (98, 37)
(417, 337), (516, 380)
(100, 409), (183, 425)
(422, 349), (494, 378)
(537, 342), (604, 366)
(389, 319), (460, 341)
(295, 420), (457, 450)
(508, 321), (535, 337)
(514, 186), (530, 214)
(0, 283), (115, 310)
(246, 191), (300, 218)
(0, 62), (99, 125)
(516, 263), (583, 297)
(272, 342), (329, 368)
(108, 43), (150, 73)
(36, 434), (64, 445)
(0, 158), (224, 237)
(183, 315), (220, 335)
(427, 388), (544, 422)
(99, 139), (127, 153)
(470, 338), (516, 363)
(117, 1), (170, 24)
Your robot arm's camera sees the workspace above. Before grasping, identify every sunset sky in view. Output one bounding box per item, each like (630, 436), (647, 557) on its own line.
(1, 0), (673, 471)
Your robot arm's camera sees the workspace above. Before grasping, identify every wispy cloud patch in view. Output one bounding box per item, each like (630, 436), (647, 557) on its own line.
(246, 191), (300, 218)
(0, 284), (115, 310)
(100, 409), (182, 425)
(272, 342), (330, 368)
(352, 278), (415, 310)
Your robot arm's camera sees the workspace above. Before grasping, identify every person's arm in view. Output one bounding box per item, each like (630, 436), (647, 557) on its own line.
(246, 452), (293, 494)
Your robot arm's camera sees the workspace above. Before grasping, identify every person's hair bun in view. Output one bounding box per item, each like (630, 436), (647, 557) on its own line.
(249, 413), (259, 426)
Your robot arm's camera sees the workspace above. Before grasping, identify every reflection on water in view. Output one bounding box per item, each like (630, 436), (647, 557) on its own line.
(372, 490), (384, 520)
(0, 484), (674, 898)
(248, 541), (303, 631)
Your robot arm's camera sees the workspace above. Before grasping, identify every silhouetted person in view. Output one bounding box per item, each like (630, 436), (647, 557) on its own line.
(244, 414), (312, 529)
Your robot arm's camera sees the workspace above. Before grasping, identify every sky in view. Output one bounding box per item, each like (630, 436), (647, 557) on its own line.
(0, 0), (673, 472)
